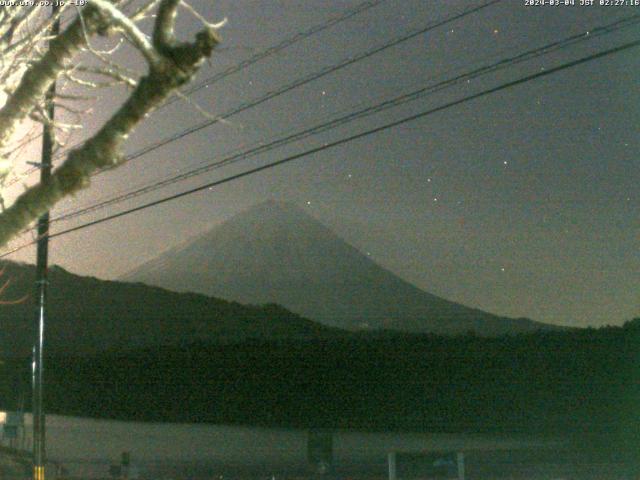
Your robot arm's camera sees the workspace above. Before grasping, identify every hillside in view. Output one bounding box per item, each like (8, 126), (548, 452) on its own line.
(0, 261), (337, 356)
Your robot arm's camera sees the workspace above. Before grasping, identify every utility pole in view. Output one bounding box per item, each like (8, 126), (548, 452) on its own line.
(33, 5), (59, 480)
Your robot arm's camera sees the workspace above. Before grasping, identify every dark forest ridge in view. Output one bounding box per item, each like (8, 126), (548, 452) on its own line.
(123, 201), (558, 336)
(0, 323), (637, 447)
(0, 261), (338, 356)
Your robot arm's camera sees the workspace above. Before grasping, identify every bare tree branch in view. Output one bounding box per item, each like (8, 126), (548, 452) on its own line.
(0, 0), (222, 248)
(0, 5), (108, 155)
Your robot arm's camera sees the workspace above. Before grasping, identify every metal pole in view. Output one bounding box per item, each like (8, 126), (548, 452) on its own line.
(33, 5), (59, 480)
(457, 451), (465, 480)
(387, 452), (397, 480)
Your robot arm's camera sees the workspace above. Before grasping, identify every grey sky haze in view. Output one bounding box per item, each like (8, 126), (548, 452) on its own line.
(3, 0), (638, 328)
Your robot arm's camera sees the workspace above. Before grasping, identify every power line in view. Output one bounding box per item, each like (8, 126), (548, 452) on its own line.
(1, 36), (636, 258)
(0, 0), (505, 243)
(112, 0), (500, 168)
(174, 0), (388, 102)
(6, 0), (388, 186)
(8, 0), (499, 190)
(47, 13), (640, 224)
(15, 0), (501, 187)
(23, 0), (496, 188)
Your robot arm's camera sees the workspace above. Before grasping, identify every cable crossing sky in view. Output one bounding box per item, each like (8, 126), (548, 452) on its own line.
(2, 35), (637, 259)
(46, 12), (640, 224)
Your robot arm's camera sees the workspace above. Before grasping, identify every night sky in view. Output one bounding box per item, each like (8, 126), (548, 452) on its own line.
(3, 0), (638, 328)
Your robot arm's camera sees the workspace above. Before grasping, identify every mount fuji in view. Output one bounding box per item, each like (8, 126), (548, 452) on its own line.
(122, 201), (555, 336)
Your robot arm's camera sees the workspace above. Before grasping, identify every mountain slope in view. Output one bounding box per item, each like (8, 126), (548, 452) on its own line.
(0, 261), (336, 356)
(123, 201), (554, 336)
